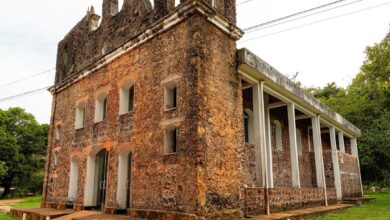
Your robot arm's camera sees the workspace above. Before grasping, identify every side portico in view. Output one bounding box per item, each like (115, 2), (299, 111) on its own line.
(237, 48), (363, 215)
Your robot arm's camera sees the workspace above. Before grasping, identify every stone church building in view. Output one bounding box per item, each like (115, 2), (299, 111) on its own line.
(42, 0), (363, 219)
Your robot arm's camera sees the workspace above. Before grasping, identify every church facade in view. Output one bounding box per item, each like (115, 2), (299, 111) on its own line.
(42, 0), (363, 219)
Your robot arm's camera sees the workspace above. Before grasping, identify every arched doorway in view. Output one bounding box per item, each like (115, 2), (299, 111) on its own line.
(95, 149), (109, 210)
(84, 148), (109, 210)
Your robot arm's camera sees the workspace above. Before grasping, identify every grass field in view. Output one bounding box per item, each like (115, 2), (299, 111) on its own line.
(0, 196), (41, 220)
(313, 189), (390, 219)
(0, 192), (389, 219)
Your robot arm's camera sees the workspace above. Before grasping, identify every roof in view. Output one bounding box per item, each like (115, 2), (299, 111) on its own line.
(237, 48), (361, 137)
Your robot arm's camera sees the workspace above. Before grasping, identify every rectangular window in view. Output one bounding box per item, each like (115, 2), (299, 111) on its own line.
(164, 85), (178, 110)
(164, 128), (177, 154)
(103, 97), (108, 120)
(75, 103), (86, 129)
(128, 86), (134, 112)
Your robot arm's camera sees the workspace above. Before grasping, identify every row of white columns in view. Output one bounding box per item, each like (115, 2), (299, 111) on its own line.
(250, 81), (361, 202)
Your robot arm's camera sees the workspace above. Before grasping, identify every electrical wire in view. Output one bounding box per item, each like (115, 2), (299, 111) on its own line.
(239, 1), (390, 43)
(243, 0), (348, 32)
(245, 0), (364, 34)
(0, 68), (54, 87)
(0, 86), (51, 102)
(237, 0), (252, 6)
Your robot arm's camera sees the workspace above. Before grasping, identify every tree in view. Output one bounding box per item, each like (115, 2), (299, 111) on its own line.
(0, 161), (7, 178)
(0, 107), (48, 198)
(308, 33), (390, 185)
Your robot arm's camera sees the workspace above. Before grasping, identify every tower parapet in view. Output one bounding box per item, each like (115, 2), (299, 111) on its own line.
(54, 0), (237, 84)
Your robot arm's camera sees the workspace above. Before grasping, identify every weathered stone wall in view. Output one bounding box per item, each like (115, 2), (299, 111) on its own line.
(244, 143), (256, 186)
(46, 15), (201, 215)
(297, 121), (316, 187)
(270, 110), (316, 188)
(45, 7), (245, 218)
(270, 109), (292, 187)
(339, 152), (362, 198)
(192, 13), (245, 218)
(243, 187), (335, 216)
(269, 188), (326, 212)
(55, 0), (237, 84)
(326, 188), (337, 205)
(242, 187), (265, 216)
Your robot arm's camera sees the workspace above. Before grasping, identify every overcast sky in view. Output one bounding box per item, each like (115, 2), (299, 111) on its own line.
(0, 0), (389, 123)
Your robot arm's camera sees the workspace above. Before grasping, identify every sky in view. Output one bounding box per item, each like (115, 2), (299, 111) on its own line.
(0, 0), (389, 124)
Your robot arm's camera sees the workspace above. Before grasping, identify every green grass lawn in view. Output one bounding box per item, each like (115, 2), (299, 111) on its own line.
(0, 196), (41, 220)
(10, 196), (41, 208)
(313, 189), (390, 219)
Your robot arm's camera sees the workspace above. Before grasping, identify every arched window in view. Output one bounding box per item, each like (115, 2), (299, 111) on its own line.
(273, 120), (282, 150)
(75, 102), (86, 129)
(296, 128), (303, 155)
(164, 126), (178, 154)
(119, 80), (135, 115)
(95, 92), (108, 123)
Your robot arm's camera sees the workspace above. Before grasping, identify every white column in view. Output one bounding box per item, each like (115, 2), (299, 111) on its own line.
(311, 116), (325, 188)
(287, 103), (300, 187)
(338, 131), (345, 152)
(252, 82), (268, 187)
(329, 127), (342, 200)
(265, 106), (274, 188)
(312, 116), (327, 205)
(351, 138), (358, 156)
(351, 138), (364, 197)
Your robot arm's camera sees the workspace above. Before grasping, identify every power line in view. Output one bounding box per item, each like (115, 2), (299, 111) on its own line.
(0, 86), (51, 102)
(239, 1), (390, 43)
(237, 0), (252, 6)
(245, 0), (364, 34)
(243, 0), (348, 32)
(0, 68), (54, 87)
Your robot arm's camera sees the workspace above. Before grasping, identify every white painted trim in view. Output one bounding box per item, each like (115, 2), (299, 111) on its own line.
(265, 105), (274, 188)
(329, 127), (342, 200)
(312, 115), (327, 205)
(116, 150), (131, 209)
(338, 131), (345, 153)
(267, 101), (287, 109)
(288, 103), (300, 187)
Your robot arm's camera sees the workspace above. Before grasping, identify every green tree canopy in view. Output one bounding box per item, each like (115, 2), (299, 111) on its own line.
(0, 107), (48, 198)
(307, 33), (390, 184)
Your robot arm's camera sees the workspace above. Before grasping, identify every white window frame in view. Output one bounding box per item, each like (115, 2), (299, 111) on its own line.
(119, 80), (135, 115)
(95, 92), (108, 123)
(75, 102), (86, 129)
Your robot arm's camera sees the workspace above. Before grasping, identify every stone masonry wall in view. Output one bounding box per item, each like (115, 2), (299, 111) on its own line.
(45, 10), (244, 218)
(339, 152), (362, 198)
(55, 0), (237, 84)
(191, 13), (245, 218)
(270, 109), (316, 188)
(46, 16), (204, 215)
